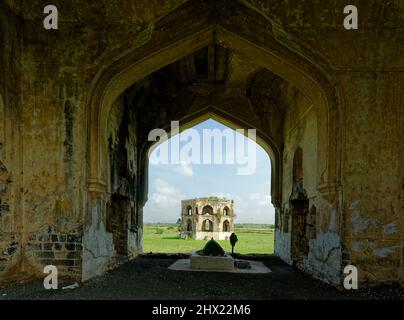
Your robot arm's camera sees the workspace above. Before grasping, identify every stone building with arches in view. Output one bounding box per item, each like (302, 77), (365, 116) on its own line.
(0, 0), (403, 289)
(181, 197), (235, 240)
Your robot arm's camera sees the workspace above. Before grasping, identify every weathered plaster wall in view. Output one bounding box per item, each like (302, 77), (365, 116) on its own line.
(83, 94), (140, 280)
(107, 95), (139, 258)
(341, 72), (404, 285)
(82, 197), (114, 281)
(0, 1), (23, 285)
(19, 37), (90, 282)
(244, 0), (403, 287)
(274, 89), (343, 285)
(7, 0), (181, 284)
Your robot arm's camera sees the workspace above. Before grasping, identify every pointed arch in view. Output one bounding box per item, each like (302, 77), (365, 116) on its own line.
(223, 220), (230, 232)
(85, 1), (342, 202)
(202, 205), (214, 215)
(141, 106), (280, 207)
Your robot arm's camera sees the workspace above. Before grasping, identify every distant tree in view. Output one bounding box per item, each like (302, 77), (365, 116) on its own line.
(176, 218), (182, 232)
(202, 238), (225, 256)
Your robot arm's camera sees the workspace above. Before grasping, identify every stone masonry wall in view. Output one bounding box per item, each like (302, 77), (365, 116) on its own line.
(25, 225), (82, 280)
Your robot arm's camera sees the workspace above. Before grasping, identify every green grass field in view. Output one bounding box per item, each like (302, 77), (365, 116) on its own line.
(143, 224), (274, 254)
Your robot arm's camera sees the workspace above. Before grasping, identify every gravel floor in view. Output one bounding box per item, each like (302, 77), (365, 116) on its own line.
(0, 255), (403, 300)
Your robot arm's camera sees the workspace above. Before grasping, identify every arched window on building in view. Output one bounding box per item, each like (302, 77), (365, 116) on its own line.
(223, 207), (230, 216)
(187, 220), (192, 231)
(202, 205), (213, 215)
(223, 220), (230, 232)
(202, 219), (213, 232)
(186, 206), (192, 215)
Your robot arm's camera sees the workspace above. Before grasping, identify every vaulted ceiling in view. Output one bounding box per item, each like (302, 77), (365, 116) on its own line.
(116, 41), (300, 150)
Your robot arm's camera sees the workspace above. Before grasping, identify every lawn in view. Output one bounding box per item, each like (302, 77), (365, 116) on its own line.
(143, 224), (274, 254)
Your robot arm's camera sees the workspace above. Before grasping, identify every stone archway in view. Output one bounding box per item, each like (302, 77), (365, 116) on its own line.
(141, 106), (281, 209)
(86, 1), (342, 195)
(202, 205), (214, 215)
(186, 219), (192, 232)
(83, 0), (343, 283)
(223, 220), (230, 232)
(186, 206), (192, 216)
(202, 219), (213, 232)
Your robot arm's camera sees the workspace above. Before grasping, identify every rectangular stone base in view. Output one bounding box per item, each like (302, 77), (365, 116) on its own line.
(190, 252), (234, 271)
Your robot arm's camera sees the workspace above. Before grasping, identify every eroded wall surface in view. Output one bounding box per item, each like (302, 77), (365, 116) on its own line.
(0, 2), (23, 285)
(341, 73), (404, 285)
(83, 94), (141, 280)
(275, 90), (342, 285)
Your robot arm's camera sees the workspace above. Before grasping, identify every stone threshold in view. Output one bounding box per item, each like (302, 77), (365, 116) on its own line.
(168, 258), (271, 274)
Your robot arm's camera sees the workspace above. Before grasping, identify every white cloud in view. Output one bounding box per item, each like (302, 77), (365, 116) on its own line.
(249, 193), (271, 206)
(144, 120), (275, 224)
(174, 161), (194, 177)
(145, 179), (186, 222)
(148, 179), (182, 209)
(154, 178), (179, 196)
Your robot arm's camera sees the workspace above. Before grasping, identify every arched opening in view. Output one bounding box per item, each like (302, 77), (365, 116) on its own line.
(106, 194), (129, 258)
(223, 220), (230, 232)
(186, 206), (192, 216)
(202, 205), (213, 215)
(290, 148), (310, 265)
(83, 0), (342, 283)
(186, 219), (192, 232)
(6, 0), (404, 295)
(143, 118), (274, 252)
(202, 219), (213, 232)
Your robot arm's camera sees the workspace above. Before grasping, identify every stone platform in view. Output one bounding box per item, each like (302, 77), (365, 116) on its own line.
(168, 256), (271, 274)
(190, 252), (234, 271)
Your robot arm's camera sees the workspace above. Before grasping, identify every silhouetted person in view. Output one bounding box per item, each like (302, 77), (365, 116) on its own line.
(230, 233), (238, 254)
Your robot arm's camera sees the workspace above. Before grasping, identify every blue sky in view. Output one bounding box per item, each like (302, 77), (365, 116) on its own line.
(143, 119), (275, 224)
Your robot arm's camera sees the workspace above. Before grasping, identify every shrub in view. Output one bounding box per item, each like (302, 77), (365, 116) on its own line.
(201, 239), (225, 256)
